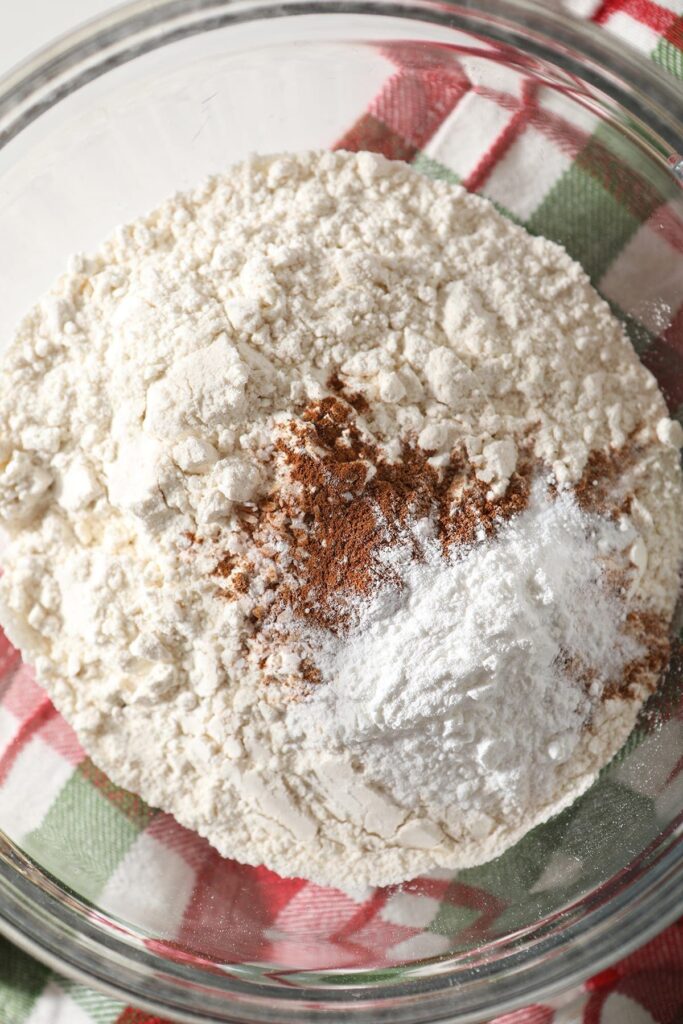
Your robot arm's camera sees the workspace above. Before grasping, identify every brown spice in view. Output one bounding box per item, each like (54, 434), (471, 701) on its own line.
(232, 572), (250, 594)
(439, 450), (533, 551)
(272, 401), (429, 630)
(574, 443), (639, 518)
(572, 441), (671, 699)
(183, 531), (203, 545)
(212, 554), (236, 578)
(205, 393), (668, 704)
(555, 647), (599, 694)
(215, 394), (534, 637)
(327, 371), (370, 415)
(605, 609), (670, 700)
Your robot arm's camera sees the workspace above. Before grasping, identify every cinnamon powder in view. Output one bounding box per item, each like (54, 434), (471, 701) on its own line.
(574, 443), (640, 518)
(606, 609), (670, 700)
(218, 396), (535, 634)
(208, 395), (670, 702)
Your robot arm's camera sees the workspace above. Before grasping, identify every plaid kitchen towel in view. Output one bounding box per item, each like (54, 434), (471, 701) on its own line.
(1, 0), (683, 1021)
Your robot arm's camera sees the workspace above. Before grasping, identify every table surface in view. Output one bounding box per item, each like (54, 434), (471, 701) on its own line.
(0, 1), (120, 79)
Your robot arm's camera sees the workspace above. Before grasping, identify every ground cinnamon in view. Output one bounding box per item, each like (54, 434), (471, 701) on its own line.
(327, 370), (370, 415)
(207, 394), (669, 703)
(606, 609), (670, 700)
(574, 442), (640, 518)
(215, 395), (535, 634)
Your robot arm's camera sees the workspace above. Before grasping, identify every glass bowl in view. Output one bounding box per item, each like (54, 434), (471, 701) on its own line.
(0, 1), (682, 1021)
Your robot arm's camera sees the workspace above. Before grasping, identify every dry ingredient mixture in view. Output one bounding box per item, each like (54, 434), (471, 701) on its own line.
(0, 150), (681, 887)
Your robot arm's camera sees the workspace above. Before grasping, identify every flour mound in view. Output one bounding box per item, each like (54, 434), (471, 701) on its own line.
(0, 150), (681, 888)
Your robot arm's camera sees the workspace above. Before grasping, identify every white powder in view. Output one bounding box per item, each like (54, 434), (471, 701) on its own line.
(288, 485), (642, 842)
(0, 150), (681, 887)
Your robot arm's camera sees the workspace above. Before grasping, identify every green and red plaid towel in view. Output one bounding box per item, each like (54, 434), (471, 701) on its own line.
(1, 1), (683, 1021)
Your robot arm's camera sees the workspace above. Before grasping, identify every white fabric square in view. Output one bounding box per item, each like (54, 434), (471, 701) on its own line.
(423, 91), (513, 181)
(389, 930), (452, 960)
(599, 991), (657, 1023)
(25, 983), (92, 1024)
(0, 736), (73, 841)
(605, 11), (662, 54)
(656, 770), (683, 825)
(539, 86), (600, 136)
(599, 218), (683, 332)
(458, 58), (525, 95)
(0, 705), (19, 752)
(262, 938), (355, 969)
(483, 124), (573, 220)
(274, 884), (361, 938)
(381, 891), (441, 928)
(531, 851), (584, 893)
(553, 992), (590, 1023)
(99, 830), (196, 938)
(615, 719), (683, 798)
(562, 0), (602, 17)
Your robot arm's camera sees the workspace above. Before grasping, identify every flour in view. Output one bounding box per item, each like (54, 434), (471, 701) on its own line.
(0, 150), (681, 887)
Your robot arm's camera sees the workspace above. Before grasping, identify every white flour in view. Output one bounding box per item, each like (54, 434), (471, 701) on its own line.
(0, 150), (681, 887)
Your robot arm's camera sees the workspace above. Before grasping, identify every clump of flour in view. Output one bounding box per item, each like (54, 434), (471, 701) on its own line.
(0, 150), (680, 887)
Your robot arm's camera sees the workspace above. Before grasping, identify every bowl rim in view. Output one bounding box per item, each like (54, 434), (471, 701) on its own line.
(1, 818), (683, 1023)
(0, 1), (682, 1021)
(0, 0), (682, 156)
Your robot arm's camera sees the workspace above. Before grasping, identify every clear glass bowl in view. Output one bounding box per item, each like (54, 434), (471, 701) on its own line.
(0, 1), (682, 1021)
